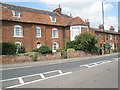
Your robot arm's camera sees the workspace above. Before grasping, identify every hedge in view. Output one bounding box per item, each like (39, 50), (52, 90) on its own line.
(1, 42), (17, 55)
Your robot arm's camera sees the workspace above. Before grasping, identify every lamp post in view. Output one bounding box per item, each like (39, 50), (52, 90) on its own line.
(102, 0), (106, 54)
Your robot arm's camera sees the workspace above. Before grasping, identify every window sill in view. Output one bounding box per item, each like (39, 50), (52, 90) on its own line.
(13, 36), (23, 38)
(36, 36), (42, 38)
(52, 37), (59, 39)
(13, 16), (21, 19)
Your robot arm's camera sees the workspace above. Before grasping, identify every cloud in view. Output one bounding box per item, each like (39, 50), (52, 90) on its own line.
(39, 0), (118, 31)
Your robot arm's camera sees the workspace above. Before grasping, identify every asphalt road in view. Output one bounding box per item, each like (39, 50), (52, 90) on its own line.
(1, 53), (119, 89)
(16, 59), (118, 88)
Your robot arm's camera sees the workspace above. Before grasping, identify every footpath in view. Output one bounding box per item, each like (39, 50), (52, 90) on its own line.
(0, 53), (119, 70)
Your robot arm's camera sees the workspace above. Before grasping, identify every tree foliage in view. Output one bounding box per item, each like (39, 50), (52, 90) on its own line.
(74, 32), (98, 52)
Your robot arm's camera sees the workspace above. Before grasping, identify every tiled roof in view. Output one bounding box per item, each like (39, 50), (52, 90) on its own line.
(1, 3), (87, 26)
(67, 17), (87, 26)
(90, 27), (120, 35)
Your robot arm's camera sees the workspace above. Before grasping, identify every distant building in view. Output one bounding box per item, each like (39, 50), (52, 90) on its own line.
(1, 3), (120, 52)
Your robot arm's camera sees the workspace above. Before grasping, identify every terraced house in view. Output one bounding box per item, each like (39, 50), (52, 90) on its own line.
(1, 3), (120, 52)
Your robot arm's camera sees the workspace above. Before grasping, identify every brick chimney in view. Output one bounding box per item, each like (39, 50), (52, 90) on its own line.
(118, 26), (120, 33)
(53, 5), (62, 15)
(99, 24), (104, 30)
(109, 26), (115, 31)
(85, 19), (90, 27)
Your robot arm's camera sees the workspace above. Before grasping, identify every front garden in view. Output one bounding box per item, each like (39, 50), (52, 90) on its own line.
(1, 32), (119, 64)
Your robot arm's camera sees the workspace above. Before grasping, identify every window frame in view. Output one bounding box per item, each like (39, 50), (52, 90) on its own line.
(13, 25), (23, 38)
(109, 35), (112, 40)
(36, 27), (41, 38)
(12, 10), (21, 18)
(50, 16), (56, 22)
(52, 28), (58, 38)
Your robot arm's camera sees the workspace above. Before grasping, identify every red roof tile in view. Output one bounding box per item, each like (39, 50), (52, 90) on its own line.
(1, 3), (87, 27)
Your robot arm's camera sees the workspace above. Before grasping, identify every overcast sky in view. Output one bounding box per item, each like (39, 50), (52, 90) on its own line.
(1, 0), (119, 32)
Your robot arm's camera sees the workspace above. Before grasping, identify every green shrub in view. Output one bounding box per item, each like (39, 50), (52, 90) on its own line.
(17, 46), (26, 53)
(25, 52), (38, 61)
(67, 48), (75, 52)
(1, 42), (17, 55)
(57, 48), (67, 53)
(32, 48), (39, 52)
(32, 46), (52, 54)
(91, 46), (101, 54)
(57, 48), (67, 59)
(66, 40), (76, 49)
(75, 32), (98, 52)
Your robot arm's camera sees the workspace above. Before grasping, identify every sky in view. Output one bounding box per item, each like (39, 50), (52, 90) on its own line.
(1, 0), (119, 32)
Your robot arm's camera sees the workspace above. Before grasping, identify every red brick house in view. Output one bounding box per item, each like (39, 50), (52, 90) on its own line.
(1, 3), (120, 52)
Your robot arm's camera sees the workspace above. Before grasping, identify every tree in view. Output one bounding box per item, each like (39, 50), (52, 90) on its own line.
(74, 32), (98, 52)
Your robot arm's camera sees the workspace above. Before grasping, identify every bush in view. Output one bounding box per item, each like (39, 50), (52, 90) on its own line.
(32, 48), (39, 52)
(67, 48), (75, 52)
(1, 42), (17, 55)
(32, 46), (52, 54)
(17, 46), (26, 53)
(57, 48), (67, 53)
(57, 48), (67, 59)
(91, 46), (101, 54)
(75, 32), (98, 52)
(66, 40), (76, 49)
(25, 52), (37, 61)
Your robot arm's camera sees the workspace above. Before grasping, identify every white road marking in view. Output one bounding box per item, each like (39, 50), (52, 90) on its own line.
(40, 74), (45, 79)
(6, 72), (72, 88)
(0, 70), (61, 83)
(1, 70), (72, 89)
(80, 59), (115, 68)
(58, 70), (63, 74)
(18, 77), (24, 84)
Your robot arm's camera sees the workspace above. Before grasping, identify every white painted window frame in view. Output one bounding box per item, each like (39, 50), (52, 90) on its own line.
(36, 27), (41, 38)
(109, 35), (112, 40)
(12, 10), (21, 18)
(70, 25), (88, 41)
(13, 25), (23, 38)
(52, 28), (59, 38)
(50, 16), (56, 22)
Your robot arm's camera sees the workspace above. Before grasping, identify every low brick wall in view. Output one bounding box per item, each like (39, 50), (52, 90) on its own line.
(1, 55), (32, 64)
(1, 52), (61, 64)
(67, 51), (91, 58)
(37, 52), (61, 61)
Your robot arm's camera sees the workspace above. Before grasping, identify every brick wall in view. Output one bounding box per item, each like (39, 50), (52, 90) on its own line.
(2, 21), (65, 52)
(37, 52), (61, 61)
(67, 51), (91, 58)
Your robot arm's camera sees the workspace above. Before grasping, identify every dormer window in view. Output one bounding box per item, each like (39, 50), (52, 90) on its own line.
(12, 10), (21, 18)
(50, 16), (56, 22)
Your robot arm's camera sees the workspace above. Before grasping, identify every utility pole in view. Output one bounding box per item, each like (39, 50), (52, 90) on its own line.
(102, 1), (106, 54)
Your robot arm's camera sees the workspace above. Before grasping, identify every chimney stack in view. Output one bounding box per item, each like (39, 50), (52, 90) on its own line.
(85, 19), (90, 27)
(109, 26), (115, 31)
(118, 26), (120, 33)
(99, 24), (104, 30)
(53, 5), (62, 15)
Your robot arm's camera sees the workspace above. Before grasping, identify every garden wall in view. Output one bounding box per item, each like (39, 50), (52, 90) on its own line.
(1, 52), (61, 64)
(67, 51), (91, 58)
(37, 52), (61, 61)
